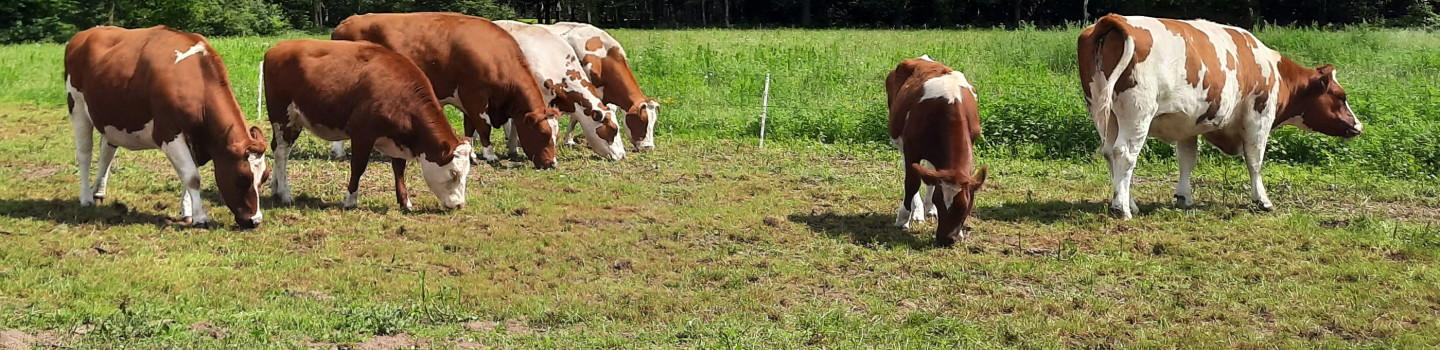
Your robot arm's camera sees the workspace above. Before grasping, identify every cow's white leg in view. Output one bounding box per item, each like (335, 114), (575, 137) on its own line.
(563, 118), (580, 146)
(331, 141), (346, 160)
(92, 141), (119, 202)
(1243, 133), (1274, 211)
(503, 122), (519, 157)
(896, 162), (924, 229)
(160, 135), (209, 225)
(1108, 127), (1149, 220)
(1174, 136), (1198, 208)
(923, 185), (938, 218)
(71, 108), (95, 207)
(271, 123), (295, 203)
(474, 129), (499, 162)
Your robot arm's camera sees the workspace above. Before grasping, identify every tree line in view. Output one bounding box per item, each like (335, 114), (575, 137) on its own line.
(3, 0), (1437, 44)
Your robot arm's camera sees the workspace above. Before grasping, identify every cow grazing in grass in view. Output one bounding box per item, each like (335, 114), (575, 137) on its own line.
(332, 12), (560, 169)
(261, 39), (472, 211)
(64, 26), (269, 228)
(886, 55), (989, 247)
(541, 22), (661, 151)
(1079, 15), (1363, 219)
(493, 20), (626, 161)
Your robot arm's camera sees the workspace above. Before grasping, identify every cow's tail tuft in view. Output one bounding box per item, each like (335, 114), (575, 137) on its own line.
(1088, 16), (1135, 156)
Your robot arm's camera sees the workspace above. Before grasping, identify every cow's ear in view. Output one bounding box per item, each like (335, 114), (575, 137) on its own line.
(247, 126), (268, 153)
(970, 165), (989, 192)
(1316, 64), (1336, 85)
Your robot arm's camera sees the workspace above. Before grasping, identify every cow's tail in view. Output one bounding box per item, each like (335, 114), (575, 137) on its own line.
(1088, 15), (1135, 156)
(255, 61), (265, 122)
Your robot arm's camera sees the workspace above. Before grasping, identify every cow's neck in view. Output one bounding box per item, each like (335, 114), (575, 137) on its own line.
(600, 56), (648, 109)
(1273, 56), (1316, 128)
(930, 129), (976, 176)
(411, 107), (461, 163)
(198, 88), (252, 156)
(503, 81), (552, 121)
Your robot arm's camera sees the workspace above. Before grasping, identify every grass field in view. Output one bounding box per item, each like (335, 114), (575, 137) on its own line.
(0, 28), (1438, 348)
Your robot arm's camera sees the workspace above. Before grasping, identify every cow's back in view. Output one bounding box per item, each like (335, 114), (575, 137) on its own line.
(65, 26), (232, 139)
(887, 59), (979, 144)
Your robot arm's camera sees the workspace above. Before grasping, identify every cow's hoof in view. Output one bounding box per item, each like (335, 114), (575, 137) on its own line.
(1174, 195), (1193, 208)
(1109, 206), (1133, 220)
(565, 140), (578, 147)
(80, 199), (95, 207)
(1253, 200), (1275, 212)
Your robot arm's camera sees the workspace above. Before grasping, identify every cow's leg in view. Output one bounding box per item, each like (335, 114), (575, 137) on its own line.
(71, 109), (96, 207)
(563, 117), (581, 146)
(391, 158), (412, 211)
(503, 121), (520, 158)
(88, 143), (121, 206)
(923, 184), (938, 218)
(331, 141), (346, 160)
(160, 136), (209, 226)
(467, 112), (500, 163)
(1174, 136), (1198, 208)
(1243, 132), (1274, 211)
(345, 138), (375, 209)
(1107, 127), (1149, 220)
(270, 122), (301, 203)
(896, 161), (924, 229)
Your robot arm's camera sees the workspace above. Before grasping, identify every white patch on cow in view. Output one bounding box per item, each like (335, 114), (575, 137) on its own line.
(288, 103), (348, 141)
(547, 117), (560, 147)
(919, 71), (972, 104)
(1347, 101), (1362, 132)
(344, 191), (359, 209)
(481, 145), (499, 162)
(438, 88), (465, 113)
(918, 54), (934, 62)
(159, 134), (210, 225)
(248, 152), (265, 224)
(99, 121), (160, 150)
(939, 182), (961, 210)
(271, 123), (295, 203)
(374, 137), (413, 159)
(174, 42), (208, 64)
(1279, 113), (1312, 131)
(418, 142), (472, 209)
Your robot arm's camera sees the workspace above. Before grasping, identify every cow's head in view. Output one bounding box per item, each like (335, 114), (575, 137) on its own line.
(625, 99), (660, 151)
(420, 139), (472, 209)
(911, 164), (988, 246)
(1281, 65), (1363, 138)
(216, 126), (270, 228)
(519, 107), (561, 169)
(547, 76), (625, 160)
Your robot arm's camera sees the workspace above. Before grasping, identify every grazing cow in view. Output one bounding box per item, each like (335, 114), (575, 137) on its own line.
(541, 22), (661, 151)
(261, 39), (473, 210)
(332, 12), (560, 169)
(493, 20), (626, 161)
(886, 55), (989, 246)
(64, 26), (269, 228)
(1078, 15), (1363, 219)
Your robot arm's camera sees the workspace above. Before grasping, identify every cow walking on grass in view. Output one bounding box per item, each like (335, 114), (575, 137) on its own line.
(1079, 14), (1364, 219)
(886, 55), (989, 247)
(261, 39), (472, 211)
(64, 26), (270, 228)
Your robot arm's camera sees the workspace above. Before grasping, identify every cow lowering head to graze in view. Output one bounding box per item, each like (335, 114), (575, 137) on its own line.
(261, 39), (473, 211)
(64, 26), (269, 228)
(332, 12), (559, 169)
(886, 55), (989, 247)
(541, 22), (661, 152)
(493, 20), (626, 161)
(1078, 15), (1363, 219)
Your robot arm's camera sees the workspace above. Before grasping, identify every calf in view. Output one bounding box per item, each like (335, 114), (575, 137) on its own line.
(332, 12), (559, 169)
(494, 20), (626, 161)
(886, 55), (989, 246)
(261, 39), (472, 210)
(541, 22), (661, 151)
(64, 26), (269, 228)
(1079, 15), (1363, 219)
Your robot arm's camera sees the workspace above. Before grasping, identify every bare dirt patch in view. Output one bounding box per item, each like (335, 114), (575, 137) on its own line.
(188, 321), (229, 340)
(0, 330), (64, 350)
(356, 333), (417, 350)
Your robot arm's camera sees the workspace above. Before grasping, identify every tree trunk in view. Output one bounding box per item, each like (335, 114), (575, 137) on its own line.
(724, 0), (731, 27)
(108, 0), (116, 25)
(1082, 0), (1089, 24)
(313, 0), (323, 28)
(701, 0), (708, 27)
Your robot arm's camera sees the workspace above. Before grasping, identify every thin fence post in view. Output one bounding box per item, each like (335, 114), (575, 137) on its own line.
(759, 73), (771, 148)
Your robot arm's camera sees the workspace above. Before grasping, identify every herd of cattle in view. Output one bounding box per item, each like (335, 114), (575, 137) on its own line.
(61, 13), (1363, 246)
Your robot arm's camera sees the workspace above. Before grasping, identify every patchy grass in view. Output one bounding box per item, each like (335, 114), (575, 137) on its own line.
(1, 102), (1437, 348)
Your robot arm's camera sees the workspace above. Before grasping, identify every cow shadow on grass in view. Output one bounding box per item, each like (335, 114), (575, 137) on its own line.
(788, 212), (934, 250)
(974, 199), (1214, 224)
(0, 197), (170, 226)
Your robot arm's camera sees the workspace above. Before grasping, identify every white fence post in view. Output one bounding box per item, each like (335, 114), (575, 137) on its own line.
(759, 73), (771, 148)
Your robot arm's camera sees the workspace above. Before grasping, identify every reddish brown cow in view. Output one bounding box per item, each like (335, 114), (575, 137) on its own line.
(886, 55), (989, 247)
(332, 12), (560, 169)
(1078, 15), (1362, 219)
(261, 39), (473, 211)
(64, 26), (269, 228)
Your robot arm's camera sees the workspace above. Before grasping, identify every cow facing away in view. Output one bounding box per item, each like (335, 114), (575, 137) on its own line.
(1078, 15), (1362, 219)
(261, 39), (472, 210)
(541, 22), (661, 152)
(64, 26), (269, 228)
(493, 20), (626, 161)
(886, 55), (989, 247)
(332, 12), (559, 169)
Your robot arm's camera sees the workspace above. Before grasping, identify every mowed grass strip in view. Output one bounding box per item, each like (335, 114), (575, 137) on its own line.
(0, 101), (1437, 348)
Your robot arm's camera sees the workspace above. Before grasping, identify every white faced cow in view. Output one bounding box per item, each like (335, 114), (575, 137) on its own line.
(1079, 15), (1363, 219)
(541, 22), (661, 151)
(886, 55), (989, 247)
(261, 39), (473, 211)
(65, 26), (270, 228)
(493, 20), (626, 161)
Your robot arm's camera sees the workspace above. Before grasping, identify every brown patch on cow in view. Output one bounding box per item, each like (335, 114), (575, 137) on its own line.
(1160, 19), (1226, 122)
(1201, 130), (1244, 156)
(1224, 28), (1275, 117)
(584, 37), (603, 52)
(1078, 15), (1155, 102)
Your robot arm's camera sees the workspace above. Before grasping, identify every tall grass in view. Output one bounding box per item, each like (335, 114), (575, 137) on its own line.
(2, 27), (1436, 178)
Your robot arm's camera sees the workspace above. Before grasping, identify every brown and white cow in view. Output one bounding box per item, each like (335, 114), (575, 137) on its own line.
(261, 39), (473, 210)
(886, 55), (989, 246)
(541, 22), (661, 151)
(493, 20), (626, 161)
(1079, 15), (1363, 219)
(65, 26), (269, 228)
(332, 12), (560, 169)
